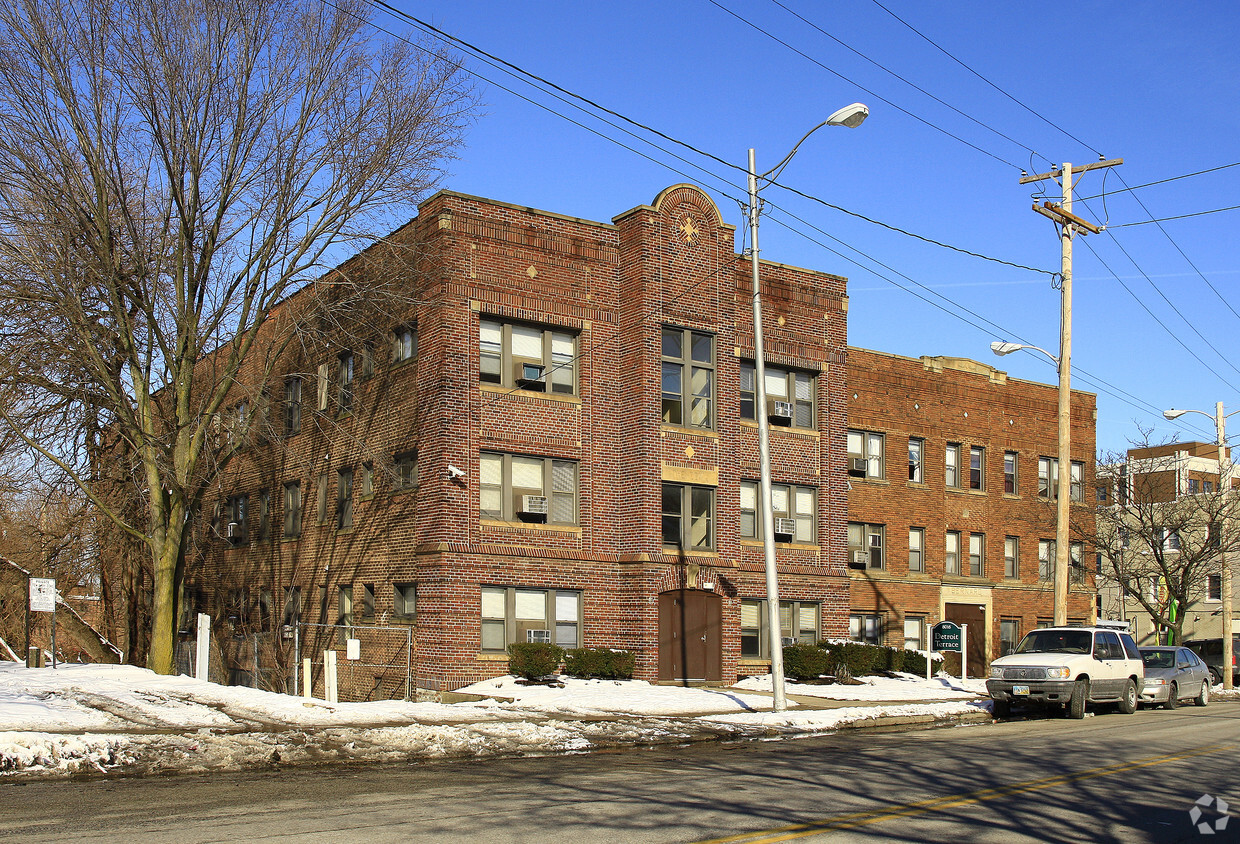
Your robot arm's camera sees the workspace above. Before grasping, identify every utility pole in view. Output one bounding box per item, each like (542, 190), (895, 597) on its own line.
(1020, 158), (1122, 625)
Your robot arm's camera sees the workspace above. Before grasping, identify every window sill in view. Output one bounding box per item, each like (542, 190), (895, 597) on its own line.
(660, 423), (718, 439)
(740, 539), (820, 550)
(739, 420), (819, 437)
(390, 357), (416, 371)
(481, 519), (582, 534)
(481, 383), (581, 405)
(660, 548), (719, 559)
(850, 476), (888, 485)
(477, 652), (508, 662)
(906, 481), (929, 489)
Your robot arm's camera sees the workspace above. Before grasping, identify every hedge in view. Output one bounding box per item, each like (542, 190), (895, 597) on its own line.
(563, 647), (636, 680)
(782, 643), (831, 681)
(506, 642), (564, 680)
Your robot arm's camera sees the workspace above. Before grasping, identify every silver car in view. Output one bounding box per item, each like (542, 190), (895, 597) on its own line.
(1138, 646), (1210, 709)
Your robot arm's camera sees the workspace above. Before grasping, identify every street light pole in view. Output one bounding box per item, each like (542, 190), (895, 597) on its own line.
(991, 340), (1071, 624)
(1165, 402), (1240, 689)
(748, 104), (867, 712)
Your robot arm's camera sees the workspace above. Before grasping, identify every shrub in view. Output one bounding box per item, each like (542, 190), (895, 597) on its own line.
(506, 642), (564, 680)
(782, 643), (831, 681)
(881, 646), (905, 673)
(563, 647), (636, 680)
(818, 641), (884, 677)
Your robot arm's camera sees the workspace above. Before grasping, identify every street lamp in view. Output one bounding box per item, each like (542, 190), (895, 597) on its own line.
(991, 340), (1073, 627)
(749, 103), (868, 713)
(1164, 403), (1240, 689)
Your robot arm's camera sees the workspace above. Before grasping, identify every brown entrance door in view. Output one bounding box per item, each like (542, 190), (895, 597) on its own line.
(944, 602), (987, 678)
(658, 589), (722, 683)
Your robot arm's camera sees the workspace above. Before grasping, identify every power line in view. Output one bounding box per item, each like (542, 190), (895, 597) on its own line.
(1078, 161), (1240, 201)
(702, 0), (1024, 171)
(1110, 203), (1240, 228)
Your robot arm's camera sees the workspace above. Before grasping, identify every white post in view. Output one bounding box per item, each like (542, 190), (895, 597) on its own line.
(324, 650), (338, 703)
(195, 613), (211, 680)
(961, 623), (968, 682)
(302, 657), (313, 699)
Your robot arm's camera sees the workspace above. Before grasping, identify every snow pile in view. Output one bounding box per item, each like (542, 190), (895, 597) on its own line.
(0, 662), (990, 779)
(733, 671), (988, 701)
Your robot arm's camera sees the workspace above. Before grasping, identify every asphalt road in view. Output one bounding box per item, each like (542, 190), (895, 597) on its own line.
(3, 704), (1239, 843)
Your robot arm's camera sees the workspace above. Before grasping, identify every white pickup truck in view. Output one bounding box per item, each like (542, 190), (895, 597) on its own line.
(986, 623), (1144, 719)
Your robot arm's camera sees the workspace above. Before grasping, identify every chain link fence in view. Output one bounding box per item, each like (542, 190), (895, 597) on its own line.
(296, 622), (413, 702)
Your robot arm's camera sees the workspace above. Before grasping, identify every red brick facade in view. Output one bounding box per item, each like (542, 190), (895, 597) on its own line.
(194, 185), (851, 694)
(845, 348), (1097, 673)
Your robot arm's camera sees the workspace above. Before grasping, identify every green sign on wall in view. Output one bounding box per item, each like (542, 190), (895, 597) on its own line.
(931, 621), (962, 652)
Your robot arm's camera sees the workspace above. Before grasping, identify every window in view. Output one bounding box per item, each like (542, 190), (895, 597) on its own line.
(1155, 527), (1181, 552)
(1208, 574), (1222, 602)
(257, 489), (270, 542)
(945, 531), (961, 575)
(1070, 542), (1085, 584)
(1038, 539), (1055, 581)
(1070, 460), (1084, 502)
(850, 613), (882, 645)
(224, 495), (248, 546)
(1004, 451), (1018, 494)
(1004, 536), (1019, 578)
(969, 532), (985, 576)
(662, 482), (714, 550)
(481, 453), (578, 525)
(1000, 619), (1020, 656)
(337, 351), (354, 414)
(359, 342), (375, 381)
(740, 599), (820, 658)
(281, 587), (301, 629)
(945, 443), (961, 488)
(1097, 484), (1108, 503)
(1204, 480), (1215, 493)
(908, 527), (925, 572)
(394, 583), (416, 619)
(393, 325), (416, 364)
(316, 362), (330, 411)
(316, 474), (329, 525)
(337, 586), (353, 627)
(337, 468), (353, 530)
(282, 481), (301, 538)
(908, 438), (924, 483)
(481, 586), (580, 651)
(848, 522), (885, 569)
(903, 616), (925, 651)
(739, 481), (815, 543)
(1189, 478), (1200, 495)
(481, 319), (576, 394)
(394, 451), (417, 491)
(1038, 457), (1058, 498)
(847, 430), (885, 479)
(740, 362), (814, 427)
(361, 463), (374, 499)
(360, 583), (374, 618)
(661, 326), (714, 428)
(969, 446), (985, 490)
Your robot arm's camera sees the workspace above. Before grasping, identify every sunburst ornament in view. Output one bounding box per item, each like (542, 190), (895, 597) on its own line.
(679, 216), (700, 245)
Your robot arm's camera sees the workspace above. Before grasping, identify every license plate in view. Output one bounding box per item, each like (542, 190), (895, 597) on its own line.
(1013, 685), (1030, 695)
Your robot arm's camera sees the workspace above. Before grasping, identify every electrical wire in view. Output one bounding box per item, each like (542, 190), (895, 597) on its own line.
(1077, 162), (1240, 201)
(1109, 204), (1240, 228)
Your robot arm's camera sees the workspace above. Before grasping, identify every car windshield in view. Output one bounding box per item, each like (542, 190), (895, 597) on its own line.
(1141, 650), (1175, 669)
(1014, 629), (1092, 654)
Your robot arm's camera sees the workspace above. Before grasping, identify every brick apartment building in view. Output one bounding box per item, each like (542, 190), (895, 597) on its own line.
(188, 183), (852, 695)
(845, 348), (1097, 676)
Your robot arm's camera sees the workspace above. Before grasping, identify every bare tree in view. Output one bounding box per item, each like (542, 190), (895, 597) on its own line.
(1084, 437), (1240, 645)
(0, 0), (475, 673)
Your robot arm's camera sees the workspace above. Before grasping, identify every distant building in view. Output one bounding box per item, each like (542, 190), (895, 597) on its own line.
(845, 348), (1097, 676)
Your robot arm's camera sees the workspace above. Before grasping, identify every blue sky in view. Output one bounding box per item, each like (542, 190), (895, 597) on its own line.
(382, 0), (1240, 454)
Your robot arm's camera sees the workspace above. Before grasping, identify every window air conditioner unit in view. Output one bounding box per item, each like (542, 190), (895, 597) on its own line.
(519, 495), (549, 516)
(768, 400), (794, 426)
(773, 517), (797, 540)
(226, 522), (240, 539)
(526, 629), (551, 643)
(849, 457), (869, 474)
(781, 637), (797, 647)
(850, 549), (870, 568)
(514, 360), (546, 389)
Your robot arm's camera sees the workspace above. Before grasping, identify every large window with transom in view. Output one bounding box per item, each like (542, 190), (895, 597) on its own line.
(480, 319), (576, 394)
(661, 326), (714, 429)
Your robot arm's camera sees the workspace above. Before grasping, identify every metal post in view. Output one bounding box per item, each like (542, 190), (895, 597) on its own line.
(293, 619), (301, 697)
(748, 147), (786, 712)
(1053, 162), (1074, 628)
(405, 627), (412, 702)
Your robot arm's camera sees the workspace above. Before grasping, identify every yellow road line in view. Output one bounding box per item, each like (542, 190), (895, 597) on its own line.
(695, 743), (1231, 843)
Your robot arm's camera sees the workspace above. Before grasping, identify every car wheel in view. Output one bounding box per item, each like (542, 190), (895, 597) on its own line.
(1067, 678), (1088, 719)
(992, 699), (1011, 719)
(1209, 667), (1222, 686)
(1195, 679), (1210, 707)
(1117, 678), (1138, 714)
(1164, 682), (1179, 709)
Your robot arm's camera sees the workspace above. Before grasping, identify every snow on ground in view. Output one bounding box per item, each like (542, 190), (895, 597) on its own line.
(0, 662), (991, 780)
(734, 671), (989, 701)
